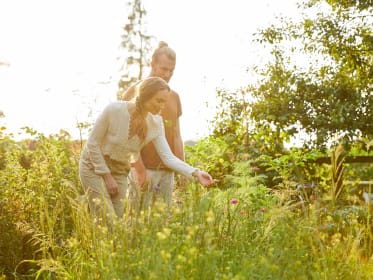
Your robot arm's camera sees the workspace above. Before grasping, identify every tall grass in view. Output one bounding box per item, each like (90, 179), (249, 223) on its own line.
(19, 185), (373, 279)
(1, 130), (373, 279)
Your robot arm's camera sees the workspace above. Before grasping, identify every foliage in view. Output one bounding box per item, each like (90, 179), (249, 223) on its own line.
(206, 84), (291, 188)
(185, 136), (238, 188)
(258, 148), (324, 188)
(118, 0), (154, 97)
(1, 1), (373, 275)
(250, 0), (372, 148)
(321, 0), (373, 10)
(210, 87), (250, 144)
(185, 135), (270, 189)
(1, 127), (373, 279)
(0, 128), (81, 278)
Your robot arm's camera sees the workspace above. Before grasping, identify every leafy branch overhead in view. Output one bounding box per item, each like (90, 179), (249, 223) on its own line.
(248, 0), (373, 148)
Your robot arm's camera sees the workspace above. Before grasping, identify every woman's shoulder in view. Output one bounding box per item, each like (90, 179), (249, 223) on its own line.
(105, 101), (129, 112)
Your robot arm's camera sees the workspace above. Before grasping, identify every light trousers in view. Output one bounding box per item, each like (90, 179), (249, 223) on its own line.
(128, 169), (175, 212)
(79, 157), (128, 221)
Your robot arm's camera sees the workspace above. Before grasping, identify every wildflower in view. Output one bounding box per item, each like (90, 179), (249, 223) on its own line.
(163, 228), (171, 237)
(331, 233), (342, 246)
(177, 254), (186, 263)
(160, 250), (171, 262)
(230, 199), (238, 205)
(92, 198), (102, 206)
(157, 232), (167, 240)
(206, 210), (215, 223)
(189, 247), (197, 255)
(251, 166), (260, 172)
(67, 237), (79, 248)
(157, 228), (171, 240)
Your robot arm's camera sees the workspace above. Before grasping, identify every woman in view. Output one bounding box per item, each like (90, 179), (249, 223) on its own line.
(79, 77), (213, 221)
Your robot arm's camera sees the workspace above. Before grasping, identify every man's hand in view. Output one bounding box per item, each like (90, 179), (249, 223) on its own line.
(139, 171), (151, 192)
(130, 168), (150, 192)
(131, 157), (149, 191)
(102, 173), (119, 196)
(136, 168), (147, 187)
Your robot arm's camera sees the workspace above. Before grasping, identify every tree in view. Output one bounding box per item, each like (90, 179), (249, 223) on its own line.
(211, 87), (249, 145)
(117, 0), (154, 98)
(249, 0), (372, 149)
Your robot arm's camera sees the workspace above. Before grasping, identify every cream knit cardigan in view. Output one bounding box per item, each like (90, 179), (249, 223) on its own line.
(82, 101), (195, 179)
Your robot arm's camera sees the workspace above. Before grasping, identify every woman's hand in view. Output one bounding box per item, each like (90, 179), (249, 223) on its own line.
(102, 173), (119, 196)
(193, 170), (214, 187)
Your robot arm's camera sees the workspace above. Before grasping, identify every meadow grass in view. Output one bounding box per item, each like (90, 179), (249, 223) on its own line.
(1, 132), (373, 279)
(4, 182), (373, 280)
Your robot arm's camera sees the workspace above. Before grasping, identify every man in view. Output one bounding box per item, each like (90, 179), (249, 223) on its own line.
(122, 41), (184, 209)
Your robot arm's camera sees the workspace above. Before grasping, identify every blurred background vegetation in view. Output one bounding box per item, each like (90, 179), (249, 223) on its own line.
(0, 0), (372, 278)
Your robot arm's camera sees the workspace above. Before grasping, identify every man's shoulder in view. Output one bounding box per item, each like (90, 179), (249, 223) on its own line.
(121, 81), (142, 101)
(168, 89), (182, 104)
(169, 88), (180, 96)
(121, 86), (135, 101)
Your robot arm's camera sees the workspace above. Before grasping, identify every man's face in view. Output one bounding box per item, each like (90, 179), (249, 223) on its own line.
(151, 54), (176, 83)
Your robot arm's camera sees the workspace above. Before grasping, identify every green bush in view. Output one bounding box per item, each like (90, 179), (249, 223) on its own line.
(1, 127), (373, 279)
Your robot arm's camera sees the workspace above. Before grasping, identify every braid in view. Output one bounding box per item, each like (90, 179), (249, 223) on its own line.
(129, 76), (170, 142)
(135, 96), (144, 114)
(130, 97), (147, 142)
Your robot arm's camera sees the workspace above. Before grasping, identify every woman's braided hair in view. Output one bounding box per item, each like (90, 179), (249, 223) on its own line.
(130, 77), (170, 142)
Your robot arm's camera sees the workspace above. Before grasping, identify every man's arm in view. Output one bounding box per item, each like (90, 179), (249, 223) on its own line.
(173, 117), (184, 161)
(131, 157), (147, 188)
(172, 91), (184, 161)
(173, 115), (188, 188)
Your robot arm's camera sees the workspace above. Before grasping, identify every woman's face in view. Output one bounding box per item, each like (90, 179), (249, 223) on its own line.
(144, 88), (169, 115)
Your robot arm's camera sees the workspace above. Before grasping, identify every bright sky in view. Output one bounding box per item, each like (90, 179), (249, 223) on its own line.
(0, 0), (301, 141)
